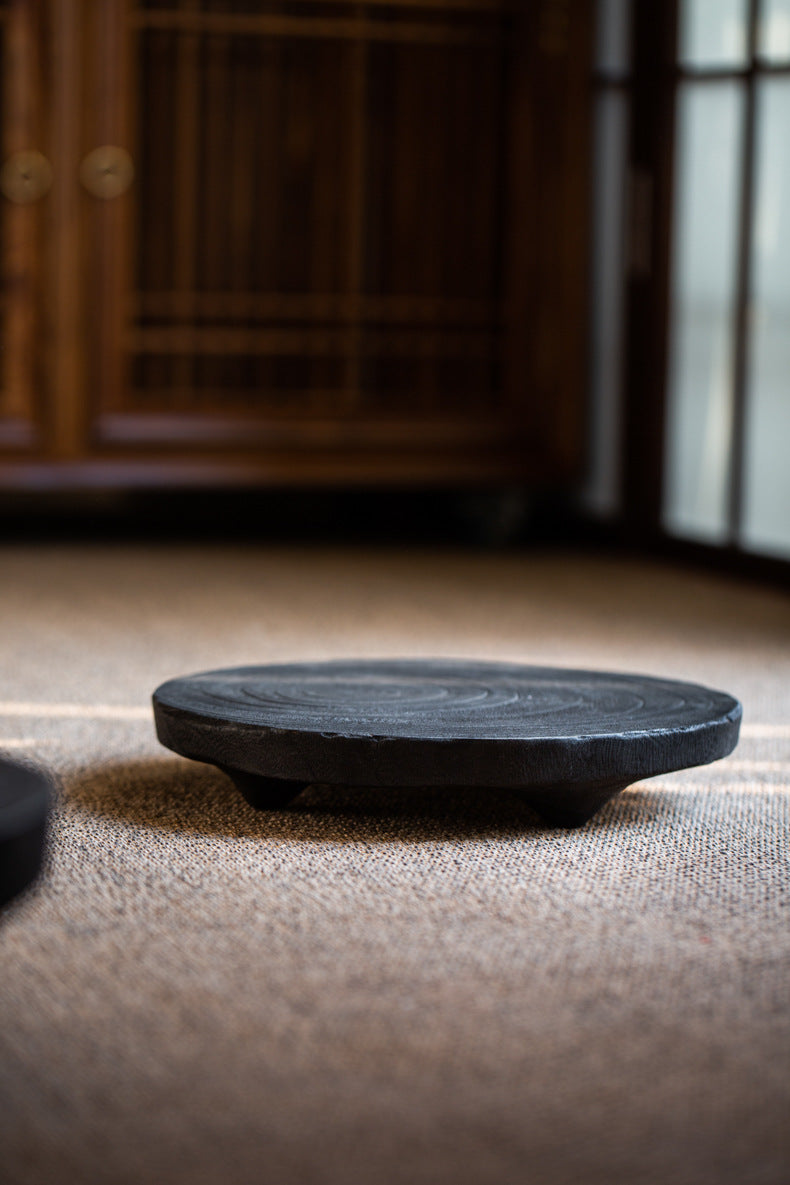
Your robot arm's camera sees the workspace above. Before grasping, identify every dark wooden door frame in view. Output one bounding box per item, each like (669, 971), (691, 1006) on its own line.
(620, 0), (678, 539)
(615, 0), (788, 584)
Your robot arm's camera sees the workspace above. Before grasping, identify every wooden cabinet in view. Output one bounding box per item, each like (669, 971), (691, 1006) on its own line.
(0, 0), (593, 489)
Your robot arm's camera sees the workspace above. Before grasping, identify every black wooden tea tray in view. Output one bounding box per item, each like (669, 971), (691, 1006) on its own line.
(153, 659), (741, 827)
(0, 757), (50, 907)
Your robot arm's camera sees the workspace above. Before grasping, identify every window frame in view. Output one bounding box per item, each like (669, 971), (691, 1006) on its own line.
(615, 0), (790, 582)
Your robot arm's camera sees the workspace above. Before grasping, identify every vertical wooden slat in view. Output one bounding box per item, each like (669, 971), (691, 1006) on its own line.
(172, 0), (200, 406)
(344, 6), (368, 412)
(228, 29), (254, 401)
(49, 0), (84, 455)
(417, 42), (442, 412)
(250, 29), (282, 404)
(383, 39), (413, 411)
(390, 43), (416, 300)
(229, 33), (255, 295)
(554, 0), (595, 472)
(622, 0), (679, 531)
(90, 0), (133, 427)
(1, 0), (42, 435)
(503, 0), (594, 475)
(202, 17), (230, 400)
(308, 40), (343, 410)
(500, 6), (533, 427)
(475, 39), (505, 413)
(361, 41), (383, 314)
(137, 28), (174, 399)
(122, 0), (139, 414)
(445, 42), (472, 412)
(203, 25), (229, 293)
(125, 2), (142, 397)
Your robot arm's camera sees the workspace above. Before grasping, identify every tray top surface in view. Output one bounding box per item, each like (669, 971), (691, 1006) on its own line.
(153, 659), (740, 744)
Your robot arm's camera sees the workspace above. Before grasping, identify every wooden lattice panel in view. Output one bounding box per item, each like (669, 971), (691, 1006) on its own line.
(102, 0), (512, 428)
(0, 0), (592, 488)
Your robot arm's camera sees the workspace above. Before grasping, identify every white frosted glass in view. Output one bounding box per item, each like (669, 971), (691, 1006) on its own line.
(741, 80), (790, 558)
(595, 0), (632, 75)
(663, 83), (745, 543)
(759, 0), (790, 60)
(679, 0), (749, 67)
(584, 92), (629, 517)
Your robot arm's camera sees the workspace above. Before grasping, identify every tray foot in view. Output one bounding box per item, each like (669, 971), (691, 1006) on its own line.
(219, 768), (308, 811)
(521, 781), (630, 828)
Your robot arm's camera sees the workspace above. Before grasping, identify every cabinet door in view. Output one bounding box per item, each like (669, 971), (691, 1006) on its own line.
(73, 0), (580, 486)
(61, 0), (593, 487)
(0, 0), (48, 455)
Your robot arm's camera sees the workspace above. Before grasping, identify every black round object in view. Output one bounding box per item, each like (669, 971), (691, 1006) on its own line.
(0, 758), (49, 907)
(153, 660), (742, 827)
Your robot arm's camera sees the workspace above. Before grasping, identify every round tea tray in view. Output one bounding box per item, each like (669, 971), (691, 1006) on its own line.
(0, 758), (49, 907)
(153, 659), (741, 827)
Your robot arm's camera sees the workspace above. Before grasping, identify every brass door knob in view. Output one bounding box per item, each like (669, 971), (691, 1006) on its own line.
(79, 145), (134, 199)
(0, 150), (53, 204)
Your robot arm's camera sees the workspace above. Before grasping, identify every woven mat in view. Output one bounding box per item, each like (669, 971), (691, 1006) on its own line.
(1, 545), (788, 1185)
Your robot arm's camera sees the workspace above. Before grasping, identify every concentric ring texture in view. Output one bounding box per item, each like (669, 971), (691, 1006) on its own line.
(153, 659), (741, 742)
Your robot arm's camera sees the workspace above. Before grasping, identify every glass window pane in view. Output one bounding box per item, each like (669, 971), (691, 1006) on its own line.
(679, 0), (749, 68)
(583, 91), (629, 516)
(595, 0), (632, 76)
(663, 82), (745, 543)
(759, 0), (790, 61)
(741, 80), (790, 559)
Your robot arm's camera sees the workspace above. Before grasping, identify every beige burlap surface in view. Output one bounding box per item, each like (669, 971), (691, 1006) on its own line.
(0, 544), (788, 1185)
